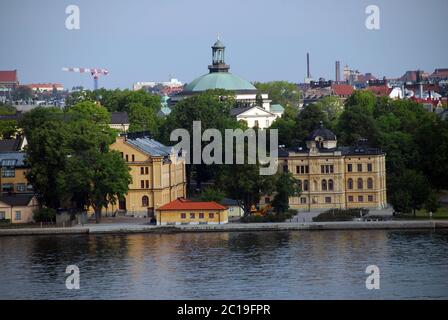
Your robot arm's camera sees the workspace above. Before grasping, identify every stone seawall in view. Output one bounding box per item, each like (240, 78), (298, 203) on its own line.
(1, 220), (448, 237)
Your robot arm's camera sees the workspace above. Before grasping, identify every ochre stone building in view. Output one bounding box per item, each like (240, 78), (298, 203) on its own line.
(107, 133), (187, 218)
(275, 124), (387, 211)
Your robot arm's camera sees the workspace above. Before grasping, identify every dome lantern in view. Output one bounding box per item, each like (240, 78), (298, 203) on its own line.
(209, 38), (230, 73)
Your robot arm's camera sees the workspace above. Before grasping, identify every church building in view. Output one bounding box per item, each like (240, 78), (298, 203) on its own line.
(170, 39), (283, 128)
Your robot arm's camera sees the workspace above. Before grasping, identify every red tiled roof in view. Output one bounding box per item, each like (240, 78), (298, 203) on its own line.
(331, 84), (354, 96)
(27, 83), (63, 88)
(158, 198), (227, 211)
(0, 70), (18, 83)
(366, 86), (392, 96)
(410, 97), (442, 107)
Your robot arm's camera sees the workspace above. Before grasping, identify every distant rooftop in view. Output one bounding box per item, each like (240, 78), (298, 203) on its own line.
(124, 133), (172, 157)
(110, 111), (129, 124)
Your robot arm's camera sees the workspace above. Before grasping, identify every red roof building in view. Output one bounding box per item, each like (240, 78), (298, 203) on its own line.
(156, 198), (229, 225)
(331, 84), (354, 98)
(0, 70), (19, 90)
(366, 85), (393, 97)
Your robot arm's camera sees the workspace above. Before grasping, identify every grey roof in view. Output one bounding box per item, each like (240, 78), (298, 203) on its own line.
(0, 139), (21, 152)
(280, 145), (384, 157)
(306, 123), (337, 141)
(212, 39), (225, 48)
(126, 137), (172, 157)
(110, 112), (129, 124)
(0, 194), (35, 207)
(0, 152), (26, 167)
(221, 198), (239, 206)
(230, 106), (253, 116)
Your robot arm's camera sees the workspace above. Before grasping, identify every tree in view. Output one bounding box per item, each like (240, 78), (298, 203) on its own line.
(271, 172), (301, 214)
(389, 170), (431, 215)
(337, 104), (380, 146)
(425, 191), (440, 214)
(128, 102), (159, 135)
(315, 96), (344, 127)
(295, 103), (329, 142)
(12, 86), (33, 101)
(199, 187), (225, 203)
(254, 81), (301, 108)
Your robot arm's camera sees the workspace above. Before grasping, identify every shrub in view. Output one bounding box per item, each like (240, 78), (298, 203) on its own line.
(33, 207), (56, 223)
(312, 208), (369, 222)
(0, 219), (11, 224)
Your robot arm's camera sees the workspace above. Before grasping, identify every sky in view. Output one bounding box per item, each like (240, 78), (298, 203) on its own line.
(1, 0), (448, 90)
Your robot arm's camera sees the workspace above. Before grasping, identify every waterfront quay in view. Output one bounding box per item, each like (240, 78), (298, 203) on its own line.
(1, 220), (447, 237)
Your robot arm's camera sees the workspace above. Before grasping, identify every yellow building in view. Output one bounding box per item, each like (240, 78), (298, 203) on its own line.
(0, 194), (38, 223)
(272, 123), (387, 211)
(156, 198), (228, 225)
(0, 152), (33, 194)
(106, 133), (187, 218)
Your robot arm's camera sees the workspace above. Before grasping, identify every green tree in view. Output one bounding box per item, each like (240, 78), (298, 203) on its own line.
(295, 103), (329, 142)
(128, 102), (159, 135)
(199, 187), (225, 203)
(271, 172), (301, 214)
(254, 81), (301, 108)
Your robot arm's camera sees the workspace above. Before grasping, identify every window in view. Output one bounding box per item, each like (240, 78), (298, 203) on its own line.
(1, 168), (15, 178)
(125, 154), (129, 162)
(190, 213), (195, 219)
(1, 159), (16, 166)
(325, 197), (332, 204)
(297, 180), (302, 191)
(348, 179), (353, 190)
(358, 195), (364, 202)
(181, 213), (186, 219)
(358, 178), (363, 189)
(367, 163), (373, 172)
(120, 152), (124, 159)
(142, 196), (149, 207)
(321, 165), (325, 174)
(0, 211), (5, 220)
(357, 164), (363, 172)
(321, 165), (334, 174)
(367, 178), (374, 189)
(300, 197), (307, 204)
(348, 164), (353, 172)
(199, 213), (205, 219)
(304, 180), (309, 191)
(329, 179), (334, 191)
(322, 180), (327, 191)
(140, 167), (144, 174)
(145, 180), (149, 189)
(297, 165), (309, 174)
(2, 184), (13, 192)
(141, 180), (144, 189)
(16, 184), (26, 192)
(145, 167), (149, 175)
(368, 195), (374, 202)
(254, 120), (259, 127)
(209, 213), (215, 219)
(348, 196), (354, 202)
(15, 211), (21, 221)
(132, 155), (135, 162)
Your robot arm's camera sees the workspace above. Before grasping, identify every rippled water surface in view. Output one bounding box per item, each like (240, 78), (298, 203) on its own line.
(0, 230), (447, 299)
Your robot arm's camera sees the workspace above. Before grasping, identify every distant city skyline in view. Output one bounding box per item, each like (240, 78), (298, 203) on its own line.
(1, 0), (447, 90)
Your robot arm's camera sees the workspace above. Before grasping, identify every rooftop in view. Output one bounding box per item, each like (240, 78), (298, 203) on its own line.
(110, 111), (129, 124)
(0, 70), (18, 83)
(0, 152), (26, 167)
(0, 194), (35, 207)
(158, 198), (227, 211)
(124, 134), (172, 157)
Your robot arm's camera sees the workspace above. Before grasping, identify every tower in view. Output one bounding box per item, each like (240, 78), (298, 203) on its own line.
(335, 61), (341, 82)
(208, 38), (230, 73)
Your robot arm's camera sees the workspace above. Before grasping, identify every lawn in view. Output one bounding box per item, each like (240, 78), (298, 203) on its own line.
(395, 206), (448, 220)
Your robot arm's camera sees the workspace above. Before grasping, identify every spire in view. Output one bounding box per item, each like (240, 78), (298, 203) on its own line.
(209, 38), (230, 73)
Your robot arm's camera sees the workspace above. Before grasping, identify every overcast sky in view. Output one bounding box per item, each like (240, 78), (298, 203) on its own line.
(1, 0), (447, 90)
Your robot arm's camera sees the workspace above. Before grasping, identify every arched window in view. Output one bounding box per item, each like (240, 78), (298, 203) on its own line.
(298, 180), (302, 191)
(322, 179), (327, 191)
(358, 178), (363, 190)
(348, 179), (353, 190)
(329, 179), (334, 191)
(142, 196), (149, 207)
(367, 178), (374, 189)
(304, 180), (309, 191)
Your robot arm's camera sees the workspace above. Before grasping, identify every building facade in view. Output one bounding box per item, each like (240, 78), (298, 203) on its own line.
(275, 124), (387, 211)
(156, 198), (228, 225)
(0, 152), (33, 194)
(107, 133), (187, 217)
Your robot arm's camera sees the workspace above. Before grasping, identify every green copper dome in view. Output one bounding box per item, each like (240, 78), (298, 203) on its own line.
(184, 72), (257, 92)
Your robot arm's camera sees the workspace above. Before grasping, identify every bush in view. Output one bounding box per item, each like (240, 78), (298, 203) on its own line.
(241, 212), (294, 223)
(312, 208), (369, 222)
(33, 208), (56, 223)
(0, 219), (11, 224)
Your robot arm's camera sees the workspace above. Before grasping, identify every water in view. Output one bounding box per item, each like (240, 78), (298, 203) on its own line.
(0, 230), (447, 299)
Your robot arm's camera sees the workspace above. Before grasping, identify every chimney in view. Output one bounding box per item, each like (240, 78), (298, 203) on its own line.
(307, 53), (310, 78)
(335, 61), (340, 82)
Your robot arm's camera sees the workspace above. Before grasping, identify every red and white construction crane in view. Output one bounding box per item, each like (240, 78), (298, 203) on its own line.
(62, 67), (109, 91)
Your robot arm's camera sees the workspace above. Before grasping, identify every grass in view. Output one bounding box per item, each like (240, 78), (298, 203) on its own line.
(395, 207), (448, 220)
